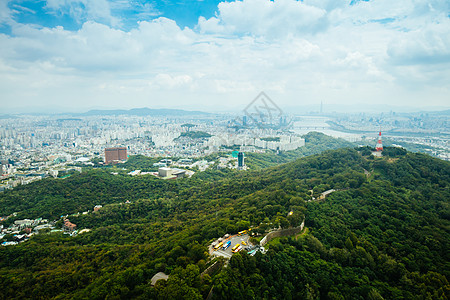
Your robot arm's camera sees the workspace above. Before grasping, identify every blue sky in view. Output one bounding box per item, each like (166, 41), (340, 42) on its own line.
(0, 0), (449, 113)
(2, 0), (223, 32)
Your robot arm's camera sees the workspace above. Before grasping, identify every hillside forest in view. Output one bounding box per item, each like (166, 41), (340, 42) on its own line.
(0, 133), (448, 299)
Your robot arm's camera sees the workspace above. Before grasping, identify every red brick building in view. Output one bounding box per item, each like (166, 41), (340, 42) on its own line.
(104, 147), (127, 164)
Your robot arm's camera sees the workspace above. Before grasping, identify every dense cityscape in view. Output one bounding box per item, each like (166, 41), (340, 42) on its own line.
(1, 107), (448, 192)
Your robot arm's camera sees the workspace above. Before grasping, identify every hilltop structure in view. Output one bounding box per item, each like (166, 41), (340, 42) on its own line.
(376, 130), (383, 152)
(372, 130), (383, 157)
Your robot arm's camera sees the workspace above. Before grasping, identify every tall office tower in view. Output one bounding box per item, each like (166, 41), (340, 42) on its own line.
(238, 151), (245, 169)
(105, 147), (128, 164)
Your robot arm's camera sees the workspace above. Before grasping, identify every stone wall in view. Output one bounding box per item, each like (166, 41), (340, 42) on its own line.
(260, 221), (304, 247)
(201, 259), (223, 278)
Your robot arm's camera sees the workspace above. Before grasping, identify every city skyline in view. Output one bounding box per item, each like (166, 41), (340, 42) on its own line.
(1, 0), (449, 113)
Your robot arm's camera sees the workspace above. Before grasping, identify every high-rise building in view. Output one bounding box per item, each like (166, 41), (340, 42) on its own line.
(104, 147), (127, 164)
(238, 151), (245, 168)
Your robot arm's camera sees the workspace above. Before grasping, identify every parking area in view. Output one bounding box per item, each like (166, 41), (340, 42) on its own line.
(210, 234), (251, 258)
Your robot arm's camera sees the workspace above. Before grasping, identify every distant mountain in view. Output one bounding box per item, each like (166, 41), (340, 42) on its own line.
(0, 114), (17, 119)
(80, 107), (211, 117)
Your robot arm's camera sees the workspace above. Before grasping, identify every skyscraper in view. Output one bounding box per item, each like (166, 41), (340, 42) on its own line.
(238, 152), (245, 169)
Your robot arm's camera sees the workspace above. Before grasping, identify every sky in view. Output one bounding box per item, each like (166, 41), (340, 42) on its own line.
(0, 0), (449, 114)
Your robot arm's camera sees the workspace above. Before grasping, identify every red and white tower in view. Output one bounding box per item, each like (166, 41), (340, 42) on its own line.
(376, 130), (383, 152)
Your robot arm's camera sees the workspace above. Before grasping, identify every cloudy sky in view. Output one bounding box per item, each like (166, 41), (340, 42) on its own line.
(0, 0), (449, 113)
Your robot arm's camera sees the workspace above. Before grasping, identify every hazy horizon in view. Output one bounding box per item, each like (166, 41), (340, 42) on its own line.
(1, 0), (449, 113)
(2, 102), (449, 116)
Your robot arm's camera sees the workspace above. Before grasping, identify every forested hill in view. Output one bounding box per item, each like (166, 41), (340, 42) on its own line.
(0, 132), (354, 220)
(0, 148), (449, 299)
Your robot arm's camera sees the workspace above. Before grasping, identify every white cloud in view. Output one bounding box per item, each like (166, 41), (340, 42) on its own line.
(197, 16), (225, 35)
(0, 0), (449, 111)
(11, 4), (36, 15)
(0, 0), (14, 26)
(45, 0), (120, 26)
(109, 0), (160, 19)
(152, 74), (194, 90)
(335, 51), (388, 79)
(387, 19), (450, 65)
(198, 0), (327, 38)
